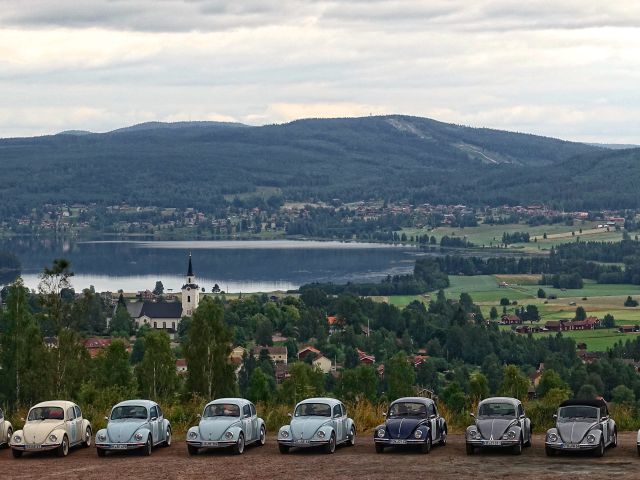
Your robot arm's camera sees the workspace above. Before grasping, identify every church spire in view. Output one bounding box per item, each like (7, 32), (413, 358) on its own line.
(187, 251), (194, 277)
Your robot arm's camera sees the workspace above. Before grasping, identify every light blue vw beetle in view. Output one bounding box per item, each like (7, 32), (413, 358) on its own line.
(186, 398), (266, 455)
(95, 400), (171, 456)
(278, 397), (356, 454)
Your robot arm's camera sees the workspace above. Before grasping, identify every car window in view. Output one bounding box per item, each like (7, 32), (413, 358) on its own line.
(294, 403), (331, 417)
(150, 406), (158, 419)
(28, 407), (64, 421)
(157, 405), (163, 418)
(204, 404), (240, 418)
(250, 404), (256, 416)
(341, 404), (347, 417)
(111, 406), (148, 420)
(518, 405), (524, 417)
(388, 402), (428, 418)
(478, 402), (516, 418)
(0, 408), (3, 418)
(74, 406), (82, 419)
(333, 405), (341, 417)
(427, 403), (436, 417)
(558, 406), (598, 421)
(243, 404), (251, 418)
(67, 407), (76, 420)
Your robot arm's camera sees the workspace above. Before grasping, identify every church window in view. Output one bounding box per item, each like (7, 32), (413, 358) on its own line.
(163, 322), (166, 329)
(188, 295), (191, 302)
(153, 322), (157, 328)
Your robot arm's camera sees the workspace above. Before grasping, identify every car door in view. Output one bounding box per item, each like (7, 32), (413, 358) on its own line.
(74, 405), (84, 444)
(149, 406), (160, 444)
(332, 405), (343, 441)
(66, 407), (78, 444)
(428, 402), (438, 442)
(340, 404), (349, 441)
(0, 408), (5, 442)
(600, 408), (609, 445)
(156, 405), (165, 442)
(242, 404), (253, 441)
(250, 403), (258, 442)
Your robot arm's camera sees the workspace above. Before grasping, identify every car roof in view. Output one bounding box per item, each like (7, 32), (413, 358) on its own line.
(390, 397), (434, 405)
(478, 397), (521, 406)
(31, 400), (77, 410)
(113, 399), (157, 409)
(296, 397), (341, 407)
(205, 398), (251, 407)
(560, 399), (608, 410)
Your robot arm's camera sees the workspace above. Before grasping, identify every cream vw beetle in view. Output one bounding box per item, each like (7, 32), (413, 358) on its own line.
(10, 401), (92, 458)
(1, 406), (13, 448)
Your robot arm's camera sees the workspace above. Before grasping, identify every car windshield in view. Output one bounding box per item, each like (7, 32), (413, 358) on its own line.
(388, 402), (428, 418)
(294, 403), (331, 417)
(111, 406), (148, 420)
(478, 402), (517, 418)
(28, 407), (64, 421)
(203, 403), (240, 418)
(558, 406), (599, 422)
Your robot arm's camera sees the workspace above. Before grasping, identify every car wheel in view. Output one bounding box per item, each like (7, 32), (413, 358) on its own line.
(375, 444), (384, 454)
(57, 435), (69, 457)
(187, 444), (199, 456)
(164, 427), (172, 447)
(465, 443), (474, 455)
(97, 448), (106, 457)
(278, 444), (290, 454)
(593, 439), (605, 457)
(545, 446), (557, 456)
(258, 426), (266, 446)
(142, 436), (152, 456)
(421, 435), (432, 454)
(440, 429), (447, 446)
(524, 427), (532, 447)
(347, 426), (356, 447)
(512, 436), (523, 455)
(324, 433), (336, 454)
(233, 433), (245, 455)
(2, 428), (12, 449)
(82, 427), (92, 448)
(12, 448), (23, 458)
(611, 429), (617, 448)
(637, 444), (640, 456)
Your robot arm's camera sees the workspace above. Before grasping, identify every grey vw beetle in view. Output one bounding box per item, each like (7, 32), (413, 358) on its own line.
(95, 400), (171, 456)
(186, 398), (266, 455)
(278, 397), (356, 454)
(466, 397), (532, 455)
(545, 399), (617, 456)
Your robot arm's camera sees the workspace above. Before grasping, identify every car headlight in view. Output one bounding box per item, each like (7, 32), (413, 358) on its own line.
(13, 435), (22, 443)
(188, 431), (198, 440)
(470, 430), (480, 439)
(97, 433), (107, 442)
(414, 430), (423, 439)
(587, 434), (596, 444)
(548, 433), (558, 443)
(377, 428), (386, 438)
(317, 430), (326, 439)
(224, 431), (233, 439)
(134, 432), (144, 441)
(504, 430), (516, 440)
(281, 430), (289, 438)
(49, 434), (58, 443)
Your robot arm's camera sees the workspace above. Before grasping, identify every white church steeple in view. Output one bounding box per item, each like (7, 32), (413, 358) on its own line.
(181, 252), (199, 316)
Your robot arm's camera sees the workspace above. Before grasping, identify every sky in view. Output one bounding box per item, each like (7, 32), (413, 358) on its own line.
(1, 0), (639, 142)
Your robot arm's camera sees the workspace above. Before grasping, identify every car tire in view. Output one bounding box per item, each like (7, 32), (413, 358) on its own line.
(278, 444), (289, 454)
(375, 444), (384, 454)
(142, 436), (152, 456)
(421, 435), (432, 454)
(2, 428), (12, 449)
(82, 427), (92, 448)
(611, 429), (617, 448)
(465, 443), (474, 455)
(258, 426), (266, 446)
(324, 433), (336, 454)
(545, 446), (556, 456)
(512, 436), (523, 455)
(97, 448), (106, 457)
(164, 427), (172, 447)
(524, 426), (532, 447)
(440, 429), (447, 446)
(187, 444), (199, 456)
(347, 426), (356, 447)
(593, 439), (605, 457)
(233, 433), (245, 455)
(57, 435), (69, 457)
(12, 448), (23, 458)
(637, 444), (640, 456)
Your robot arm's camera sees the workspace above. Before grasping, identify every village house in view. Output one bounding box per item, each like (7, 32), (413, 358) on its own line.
(515, 325), (543, 334)
(312, 355), (333, 374)
(357, 348), (376, 365)
(570, 316), (600, 330)
(252, 346), (288, 365)
(501, 314), (522, 325)
(230, 346), (247, 362)
(176, 358), (188, 375)
(297, 346), (321, 361)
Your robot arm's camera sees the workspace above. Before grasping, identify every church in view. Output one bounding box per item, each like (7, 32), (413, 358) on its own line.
(126, 253), (200, 336)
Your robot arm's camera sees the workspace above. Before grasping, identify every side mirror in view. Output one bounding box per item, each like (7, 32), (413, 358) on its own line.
(20, 417), (25, 422)
(430, 414), (437, 419)
(287, 413), (292, 418)
(196, 414), (201, 419)
(334, 413), (341, 419)
(469, 413), (475, 418)
(104, 416), (109, 421)
(151, 417), (158, 422)
(244, 413), (251, 419)
(553, 414), (558, 419)
(382, 412), (387, 417)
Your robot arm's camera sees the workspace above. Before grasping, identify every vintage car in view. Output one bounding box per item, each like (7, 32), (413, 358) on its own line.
(545, 399), (617, 456)
(465, 397), (532, 455)
(186, 398), (266, 455)
(374, 397), (447, 454)
(10, 401), (92, 458)
(1, 407), (13, 449)
(278, 397), (356, 454)
(95, 399), (171, 456)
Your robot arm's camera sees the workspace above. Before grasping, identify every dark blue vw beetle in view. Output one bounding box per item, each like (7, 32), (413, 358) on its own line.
(374, 397), (447, 453)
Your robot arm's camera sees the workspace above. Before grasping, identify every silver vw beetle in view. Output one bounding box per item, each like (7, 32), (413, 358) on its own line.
(466, 397), (532, 455)
(0, 406), (13, 449)
(186, 398), (266, 455)
(278, 397), (356, 454)
(545, 399), (617, 456)
(95, 399), (171, 456)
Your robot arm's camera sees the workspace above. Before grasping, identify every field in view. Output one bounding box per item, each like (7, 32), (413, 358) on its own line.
(3, 433), (640, 480)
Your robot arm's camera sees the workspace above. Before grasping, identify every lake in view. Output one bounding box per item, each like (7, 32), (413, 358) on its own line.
(1, 238), (419, 293)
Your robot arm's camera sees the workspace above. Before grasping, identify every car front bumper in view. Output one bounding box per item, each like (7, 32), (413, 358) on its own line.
(545, 442), (599, 451)
(96, 442), (147, 451)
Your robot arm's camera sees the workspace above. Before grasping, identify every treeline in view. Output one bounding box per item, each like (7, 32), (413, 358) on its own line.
(502, 232), (530, 244)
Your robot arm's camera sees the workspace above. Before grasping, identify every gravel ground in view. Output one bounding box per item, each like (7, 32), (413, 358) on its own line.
(2, 433), (640, 479)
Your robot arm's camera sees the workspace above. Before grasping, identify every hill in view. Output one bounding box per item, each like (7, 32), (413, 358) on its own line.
(0, 115), (636, 216)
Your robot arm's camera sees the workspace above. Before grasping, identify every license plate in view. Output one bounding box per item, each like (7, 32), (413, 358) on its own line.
(484, 440), (502, 446)
(390, 439), (407, 444)
(294, 440), (310, 445)
(25, 444), (42, 450)
(564, 444), (580, 449)
(203, 441), (219, 447)
(112, 444), (127, 449)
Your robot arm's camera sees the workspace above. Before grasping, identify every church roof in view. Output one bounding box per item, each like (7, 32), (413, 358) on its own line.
(140, 301), (182, 319)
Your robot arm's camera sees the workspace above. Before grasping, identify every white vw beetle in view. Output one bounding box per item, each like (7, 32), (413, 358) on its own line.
(186, 398), (266, 455)
(1, 406), (13, 448)
(10, 401), (92, 458)
(278, 397), (356, 454)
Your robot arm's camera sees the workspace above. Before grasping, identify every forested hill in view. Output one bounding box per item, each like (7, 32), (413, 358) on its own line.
(0, 115), (637, 216)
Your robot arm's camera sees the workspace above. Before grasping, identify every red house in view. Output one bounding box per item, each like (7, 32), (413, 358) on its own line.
(297, 346), (321, 361)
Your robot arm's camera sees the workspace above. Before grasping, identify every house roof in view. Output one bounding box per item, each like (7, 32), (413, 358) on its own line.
(140, 301), (182, 319)
(252, 346), (288, 356)
(176, 359), (187, 368)
(298, 346), (321, 356)
(125, 301), (144, 318)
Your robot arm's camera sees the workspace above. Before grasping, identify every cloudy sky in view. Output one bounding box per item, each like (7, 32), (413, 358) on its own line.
(1, 0), (639, 142)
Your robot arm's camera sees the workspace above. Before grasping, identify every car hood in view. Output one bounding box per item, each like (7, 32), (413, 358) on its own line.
(290, 417), (331, 441)
(476, 418), (517, 440)
(385, 418), (426, 439)
(557, 421), (597, 444)
(107, 419), (149, 443)
(23, 420), (65, 444)
(198, 418), (242, 441)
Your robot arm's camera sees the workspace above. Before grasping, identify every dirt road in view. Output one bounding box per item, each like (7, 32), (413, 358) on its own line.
(2, 433), (640, 479)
